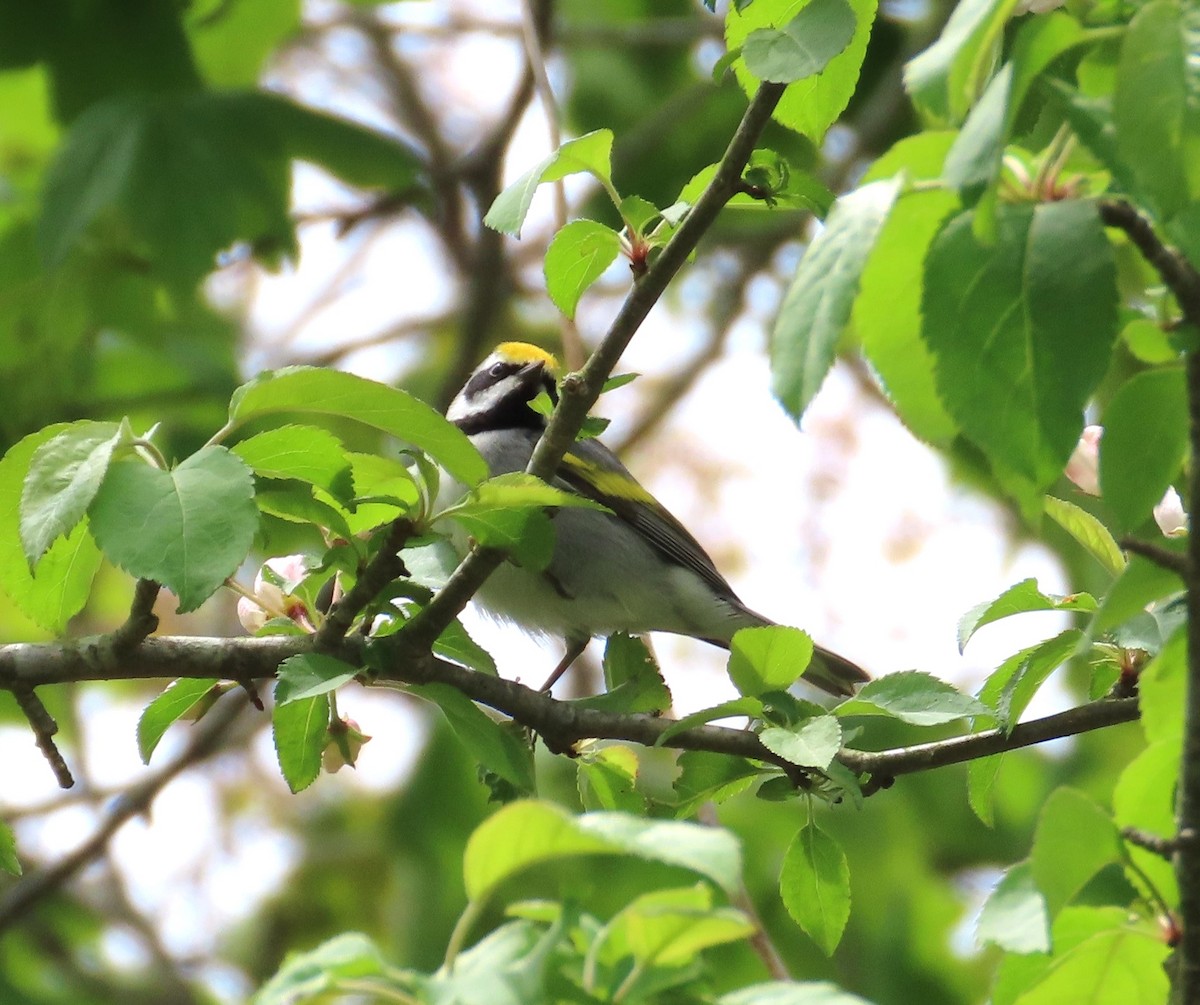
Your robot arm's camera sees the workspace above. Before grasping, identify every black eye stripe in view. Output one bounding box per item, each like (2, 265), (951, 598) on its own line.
(464, 362), (519, 399)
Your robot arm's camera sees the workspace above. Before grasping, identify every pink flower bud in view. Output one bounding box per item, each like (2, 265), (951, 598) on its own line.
(1154, 488), (1188, 538)
(1065, 425), (1102, 496)
(237, 555), (314, 633)
(323, 717), (371, 772)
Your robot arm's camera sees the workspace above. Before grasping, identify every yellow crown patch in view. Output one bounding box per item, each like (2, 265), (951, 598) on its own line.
(497, 341), (560, 374)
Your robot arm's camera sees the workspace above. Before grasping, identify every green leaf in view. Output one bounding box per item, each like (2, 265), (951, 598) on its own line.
(855, 164), (959, 443)
(658, 697), (766, 744)
(0, 427), (103, 634)
(742, 0), (858, 84)
(1099, 367), (1188, 531)
(968, 754), (1003, 827)
(231, 425), (354, 501)
(609, 885), (754, 969)
(772, 178), (901, 421)
(593, 633), (671, 714)
(253, 933), (393, 1005)
(678, 158), (835, 215)
(976, 860), (1049, 953)
(88, 447), (257, 612)
(344, 452), (420, 533)
(0, 820), (20, 877)
(137, 677), (222, 764)
(543, 219), (621, 319)
(1031, 788), (1120, 920)
(943, 62), (1011, 191)
(673, 751), (765, 817)
(1006, 12), (1089, 127)
(462, 801), (741, 903)
(835, 670), (990, 725)
(40, 90), (423, 285)
(727, 0), (878, 141)
(760, 715), (843, 770)
(1137, 627), (1185, 746)
(779, 821), (850, 955)
(412, 683), (535, 793)
(1011, 926), (1169, 1005)
(1043, 496), (1125, 576)
(272, 690), (330, 794)
(578, 745), (645, 813)
(484, 129), (614, 237)
(903, 0), (1021, 124)
(275, 653), (359, 705)
(1113, 741), (1179, 910)
(227, 366), (485, 487)
(1114, 0), (1199, 220)
(19, 420), (123, 566)
(958, 578), (1096, 652)
(254, 482), (355, 543)
(979, 630), (1082, 727)
(922, 202), (1118, 491)
(433, 619), (498, 676)
(728, 625), (815, 697)
(720, 982), (874, 1005)
(186, 0), (302, 88)
(442, 472), (605, 571)
(40, 92), (290, 284)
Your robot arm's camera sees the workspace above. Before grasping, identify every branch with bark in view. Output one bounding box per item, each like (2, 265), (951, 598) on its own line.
(0, 632), (1141, 784)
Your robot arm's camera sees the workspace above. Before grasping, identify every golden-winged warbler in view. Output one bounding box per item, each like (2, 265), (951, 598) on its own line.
(443, 342), (868, 696)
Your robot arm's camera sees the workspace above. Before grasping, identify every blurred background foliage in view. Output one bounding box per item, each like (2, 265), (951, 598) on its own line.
(0, 0), (1147, 1002)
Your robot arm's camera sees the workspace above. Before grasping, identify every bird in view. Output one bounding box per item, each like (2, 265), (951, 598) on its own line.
(442, 341), (869, 697)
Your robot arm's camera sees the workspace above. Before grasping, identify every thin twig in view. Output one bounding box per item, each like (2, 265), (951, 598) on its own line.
(1122, 826), (1189, 861)
(110, 579), (161, 653)
(1120, 537), (1188, 577)
(1098, 200), (1200, 326)
(10, 683), (73, 789)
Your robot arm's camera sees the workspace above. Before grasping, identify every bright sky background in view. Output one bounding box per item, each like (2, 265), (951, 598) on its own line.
(1, 1), (1081, 999)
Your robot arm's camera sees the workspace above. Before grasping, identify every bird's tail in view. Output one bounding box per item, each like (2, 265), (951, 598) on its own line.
(807, 645), (871, 699)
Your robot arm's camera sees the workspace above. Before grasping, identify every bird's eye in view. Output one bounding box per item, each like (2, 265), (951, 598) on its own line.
(489, 362), (508, 378)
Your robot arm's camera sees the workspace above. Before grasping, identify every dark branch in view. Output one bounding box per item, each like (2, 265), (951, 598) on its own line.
(1122, 826), (1190, 861)
(10, 684), (73, 789)
(1098, 200), (1200, 327)
(0, 633), (1140, 783)
(110, 579), (161, 653)
(1120, 537), (1189, 577)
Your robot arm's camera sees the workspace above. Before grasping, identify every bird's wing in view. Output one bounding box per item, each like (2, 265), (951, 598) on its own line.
(555, 438), (741, 603)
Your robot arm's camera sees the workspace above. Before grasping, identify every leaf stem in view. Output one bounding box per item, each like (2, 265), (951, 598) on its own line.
(441, 898), (483, 971)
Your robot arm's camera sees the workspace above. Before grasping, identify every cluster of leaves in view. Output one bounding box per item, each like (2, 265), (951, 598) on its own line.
(254, 799), (870, 1005)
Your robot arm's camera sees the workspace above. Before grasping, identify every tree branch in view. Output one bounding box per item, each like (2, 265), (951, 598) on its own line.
(1098, 200), (1200, 326)
(0, 633), (1140, 785)
(1097, 196), (1200, 997)
(1119, 536), (1189, 577)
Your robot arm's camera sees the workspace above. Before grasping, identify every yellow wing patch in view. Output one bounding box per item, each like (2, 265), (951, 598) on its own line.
(562, 455), (656, 504)
(497, 341), (560, 373)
